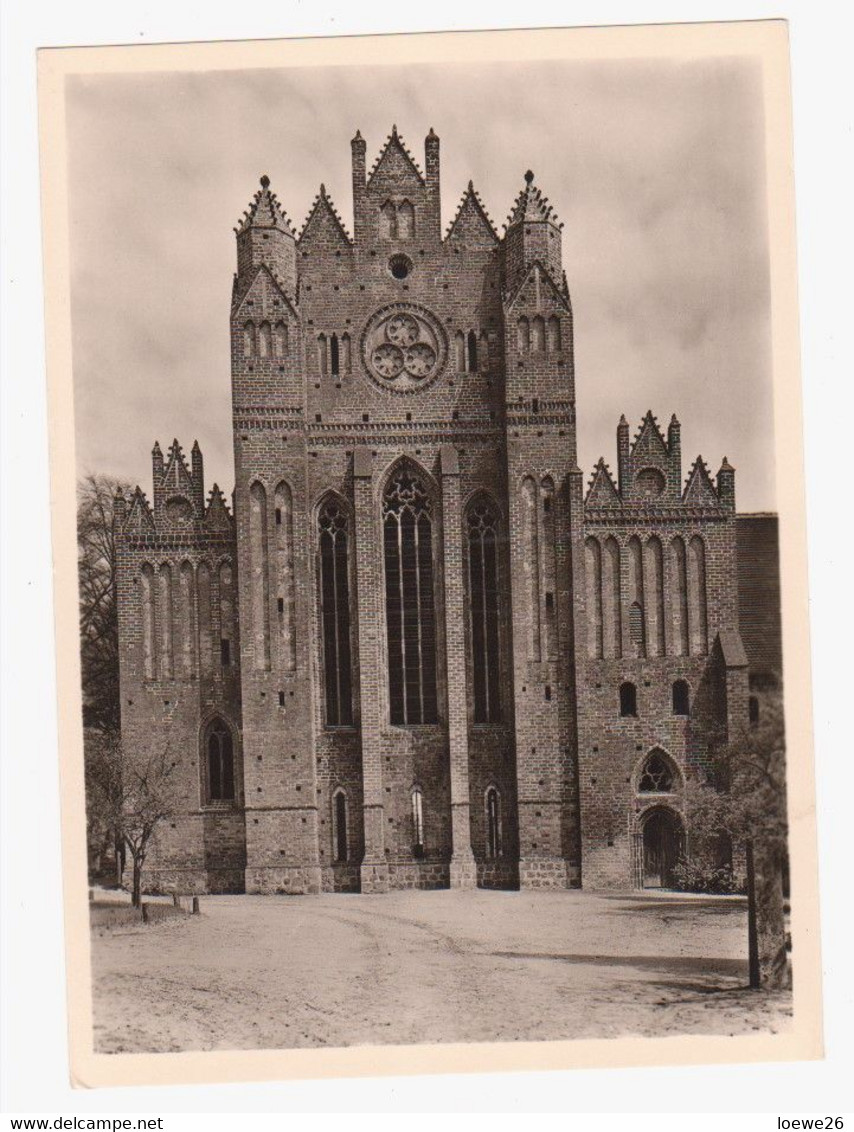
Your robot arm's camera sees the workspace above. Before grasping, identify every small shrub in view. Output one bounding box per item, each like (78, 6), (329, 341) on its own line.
(672, 855), (745, 895)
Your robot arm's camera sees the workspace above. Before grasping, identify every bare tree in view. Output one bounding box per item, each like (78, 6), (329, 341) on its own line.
(78, 474), (129, 878)
(78, 473), (127, 735)
(121, 742), (177, 907)
(684, 687), (789, 989)
(88, 734), (177, 906)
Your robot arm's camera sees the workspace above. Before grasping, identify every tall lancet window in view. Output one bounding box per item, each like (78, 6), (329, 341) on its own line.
(205, 717), (235, 803)
(383, 470), (438, 725)
(467, 497), (502, 723)
(318, 498), (353, 726)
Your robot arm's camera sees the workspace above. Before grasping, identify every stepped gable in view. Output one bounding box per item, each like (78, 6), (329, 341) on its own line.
(445, 181), (499, 245)
(585, 458), (621, 508)
(298, 183), (353, 248)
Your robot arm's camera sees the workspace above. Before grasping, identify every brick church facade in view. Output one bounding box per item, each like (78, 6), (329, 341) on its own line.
(114, 127), (779, 894)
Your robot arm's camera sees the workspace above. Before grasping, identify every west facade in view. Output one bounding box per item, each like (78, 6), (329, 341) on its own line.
(114, 127), (778, 895)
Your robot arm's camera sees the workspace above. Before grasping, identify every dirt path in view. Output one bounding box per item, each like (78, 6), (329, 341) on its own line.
(90, 890), (792, 1053)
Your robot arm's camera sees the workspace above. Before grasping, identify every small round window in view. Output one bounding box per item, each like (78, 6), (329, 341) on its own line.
(389, 254), (412, 280)
(635, 467), (666, 497)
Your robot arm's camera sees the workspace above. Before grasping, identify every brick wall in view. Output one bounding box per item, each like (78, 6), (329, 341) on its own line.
(116, 128), (765, 897)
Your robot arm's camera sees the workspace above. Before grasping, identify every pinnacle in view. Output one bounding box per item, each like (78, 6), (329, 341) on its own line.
(505, 169), (561, 228)
(235, 174), (295, 236)
(618, 415), (629, 427)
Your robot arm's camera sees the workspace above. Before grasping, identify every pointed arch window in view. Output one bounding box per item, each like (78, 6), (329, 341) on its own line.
(479, 331), (490, 373)
(318, 498), (353, 726)
(317, 333), (328, 377)
(274, 320), (288, 356)
(486, 787), (501, 859)
(531, 315), (545, 351)
(258, 321), (272, 357)
(330, 333), (340, 377)
(380, 200), (397, 239)
(672, 679), (690, 716)
(454, 331), (466, 371)
(547, 315), (562, 352)
(140, 563), (156, 680)
(243, 321), (256, 357)
(411, 787), (425, 856)
(333, 789), (348, 862)
(340, 332), (352, 375)
(398, 199), (415, 239)
(467, 330), (479, 373)
(468, 497), (502, 722)
(206, 718), (235, 803)
(384, 470), (438, 725)
(638, 750), (675, 793)
(517, 316), (530, 352)
(620, 681), (638, 718)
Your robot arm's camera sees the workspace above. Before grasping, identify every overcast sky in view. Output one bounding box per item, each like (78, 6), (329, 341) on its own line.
(66, 55), (774, 510)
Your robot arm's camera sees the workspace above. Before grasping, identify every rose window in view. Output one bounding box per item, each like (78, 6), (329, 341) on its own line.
(361, 303), (446, 392)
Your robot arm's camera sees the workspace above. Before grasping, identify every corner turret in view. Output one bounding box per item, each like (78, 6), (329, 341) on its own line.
(502, 169), (564, 293)
(235, 175), (297, 296)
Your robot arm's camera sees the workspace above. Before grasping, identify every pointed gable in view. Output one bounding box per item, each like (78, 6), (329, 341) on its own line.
(585, 459), (621, 508)
(505, 170), (563, 230)
(234, 174), (296, 236)
(205, 484), (233, 531)
(682, 457), (720, 507)
(232, 262), (299, 319)
(631, 411), (669, 461)
(125, 487), (156, 533)
(160, 439), (195, 500)
(505, 259), (569, 312)
(446, 182), (498, 246)
(366, 125), (425, 192)
(298, 184), (353, 250)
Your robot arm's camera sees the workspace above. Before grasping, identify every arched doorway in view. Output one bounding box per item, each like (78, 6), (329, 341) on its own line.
(641, 808), (684, 889)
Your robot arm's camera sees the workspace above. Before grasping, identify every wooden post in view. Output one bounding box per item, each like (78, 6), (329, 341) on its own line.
(172, 893), (180, 908)
(746, 840), (760, 989)
(192, 896), (200, 915)
(141, 903), (150, 924)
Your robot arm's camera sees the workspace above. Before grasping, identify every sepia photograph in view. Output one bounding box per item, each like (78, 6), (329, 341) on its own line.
(34, 20), (821, 1087)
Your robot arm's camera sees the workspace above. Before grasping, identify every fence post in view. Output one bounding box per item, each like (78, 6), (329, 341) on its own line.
(192, 896), (200, 915)
(141, 903), (150, 924)
(172, 893), (180, 908)
(746, 840), (760, 989)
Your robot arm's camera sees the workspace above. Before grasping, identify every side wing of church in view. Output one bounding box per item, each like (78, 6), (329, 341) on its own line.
(114, 127), (777, 895)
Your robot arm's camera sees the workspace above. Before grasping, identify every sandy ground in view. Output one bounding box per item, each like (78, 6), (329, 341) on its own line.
(90, 889), (792, 1053)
